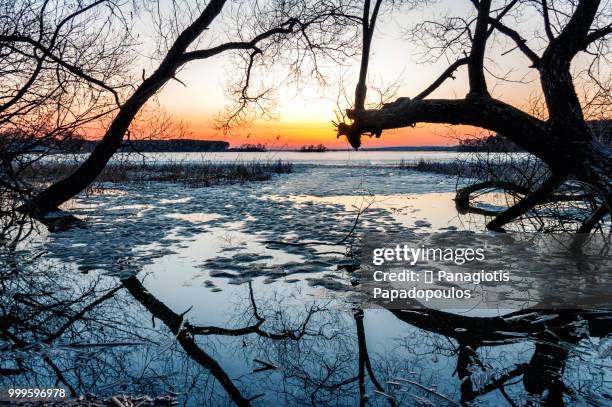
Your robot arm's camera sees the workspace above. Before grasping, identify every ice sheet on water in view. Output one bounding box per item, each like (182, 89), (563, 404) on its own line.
(25, 166), (461, 288)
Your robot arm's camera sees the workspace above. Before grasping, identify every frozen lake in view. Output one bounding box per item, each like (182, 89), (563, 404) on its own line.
(1, 158), (610, 406)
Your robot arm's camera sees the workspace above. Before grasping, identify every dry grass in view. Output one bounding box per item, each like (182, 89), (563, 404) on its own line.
(397, 157), (548, 183)
(397, 159), (484, 177)
(22, 159), (293, 188)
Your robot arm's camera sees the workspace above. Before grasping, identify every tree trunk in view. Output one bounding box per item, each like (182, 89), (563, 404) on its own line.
(31, 80), (163, 212)
(27, 0), (227, 214)
(337, 0), (610, 232)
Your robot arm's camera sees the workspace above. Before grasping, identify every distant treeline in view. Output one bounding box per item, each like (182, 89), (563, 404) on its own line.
(457, 134), (524, 152)
(228, 143), (267, 152)
(2, 134), (230, 153)
(3, 120), (609, 154)
(458, 120), (611, 152)
(123, 139), (230, 152)
(298, 144), (328, 152)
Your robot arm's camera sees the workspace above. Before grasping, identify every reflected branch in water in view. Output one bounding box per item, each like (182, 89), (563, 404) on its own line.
(122, 277), (343, 405)
(354, 309), (396, 407)
(388, 306), (611, 406)
(189, 283), (329, 341)
(0, 259), (154, 398)
(121, 276), (252, 406)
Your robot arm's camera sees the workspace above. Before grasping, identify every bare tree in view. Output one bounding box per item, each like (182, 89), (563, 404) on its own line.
(0, 0), (361, 217)
(338, 0), (612, 233)
(0, 0), (137, 229)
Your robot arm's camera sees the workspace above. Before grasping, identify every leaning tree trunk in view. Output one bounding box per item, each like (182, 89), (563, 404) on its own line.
(338, 0), (611, 232)
(31, 82), (162, 213)
(26, 0), (228, 215)
(536, 11), (612, 208)
(26, 0), (311, 216)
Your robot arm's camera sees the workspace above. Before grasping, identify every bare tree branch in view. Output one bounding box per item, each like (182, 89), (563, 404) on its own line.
(467, 0), (492, 97)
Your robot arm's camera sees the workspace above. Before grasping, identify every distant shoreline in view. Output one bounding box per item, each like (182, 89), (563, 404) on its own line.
(285, 146), (459, 152)
(30, 142), (463, 154)
(26, 137), (533, 153)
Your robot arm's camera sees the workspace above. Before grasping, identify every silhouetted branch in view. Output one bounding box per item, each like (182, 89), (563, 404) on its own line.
(487, 18), (541, 66)
(467, 0), (491, 97)
(486, 174), (564, 232)
(414, 57), (469, 100)
(122, 276), (252, 406)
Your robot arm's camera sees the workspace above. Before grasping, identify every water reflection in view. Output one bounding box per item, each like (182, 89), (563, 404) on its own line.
(1, 246), (610, 406)
(1, 165), (610, 406)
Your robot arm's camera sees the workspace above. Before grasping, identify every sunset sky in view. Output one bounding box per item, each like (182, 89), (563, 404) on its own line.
(153, 1), (542, 149)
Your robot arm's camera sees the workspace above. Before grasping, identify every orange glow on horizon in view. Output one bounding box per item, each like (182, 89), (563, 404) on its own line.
(79, 119), (478, 148)
(185, 120), (469, 149)
(60, 0), (544, 150)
